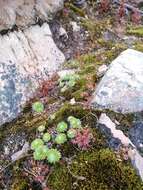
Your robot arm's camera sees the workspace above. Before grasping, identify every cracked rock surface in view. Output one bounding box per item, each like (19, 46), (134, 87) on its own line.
(0, 0), (64, 31)
(91, 49), (143, 113)
(0, 23), (65, 126)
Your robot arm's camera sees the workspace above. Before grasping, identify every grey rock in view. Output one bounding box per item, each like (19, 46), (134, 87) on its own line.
(0, 23), (65, 126)
(11, 142), (29, 162)
(129, 121), (143, 154)
(97, 64), (108, 77)
(0, 0), (64, 31)
(98, 113), (143, 181)
(91, 49), (143, 113)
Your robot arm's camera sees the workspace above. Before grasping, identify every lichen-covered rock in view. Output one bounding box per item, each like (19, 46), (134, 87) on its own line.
(0, 23), (65, 126)
(0, 0), (64, 31)
(91, 49), (143, 113)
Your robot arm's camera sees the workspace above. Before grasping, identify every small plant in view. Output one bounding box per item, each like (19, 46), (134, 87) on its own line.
(71, 128), (93, 150)
(38, 125), (46, 132)
(59, 74), (80, 92)
(67, 129), (77, 139)
(67, 116), (81, 129)
(118, 0), (125, 19)
(56, 121), (68, 133)
(33, 145), (49, 160)
(31, 139), (44, 150)
(36, 74), (59, 98)
(55, 133), (67, 144)
(99, 0), (110, 13)
(43, 133), (51, 142)
(32, 101), (44, 113)
(131, 9), (141, 25)
(47, 149), (61, 164)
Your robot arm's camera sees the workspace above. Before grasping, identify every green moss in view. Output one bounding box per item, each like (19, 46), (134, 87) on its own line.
(133, 41), (143, 52)
(52, 104), (89, 124)
(68, 3), (85, 17)
(48, 163), (72, 190)
(11, 176), (29, 190)
(80, 18), (109, 40)
(72, 88), (85, 101)
(78, 53), (97, 64)
(0, 112), (48, 143)
(127, 26), (143, 37)
(78, 64), (96, 75)
(48, 149), (143, 190)
(104, 44), (127, 63)
(61, 58), (98, 101)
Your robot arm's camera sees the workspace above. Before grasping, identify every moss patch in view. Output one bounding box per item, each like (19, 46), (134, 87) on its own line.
(133, 41), (143, 52)
(127, 26), (143, 37)
(48, 148), (143, 190)
(11, 177), (29, 190)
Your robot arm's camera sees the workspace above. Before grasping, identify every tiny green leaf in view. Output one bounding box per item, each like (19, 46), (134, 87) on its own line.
(55, 133), (67, 144)
(43, 133), (51, 142)
(33, 145), (48, 160)
(32, 101), (44, 113)
(67, 116), (81, 129)
(31, 138), (44, 150)
(47, 148), (61, 164)
(56, 121), (68, 133)
(67, 129), (77, 138)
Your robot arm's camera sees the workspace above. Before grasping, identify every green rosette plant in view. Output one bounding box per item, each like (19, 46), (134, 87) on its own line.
(47, 149), (61, 164)
(67, 116), (81, 129)
(55, 133), (67, 144)
(43, 133), (51, 142)
(56, 121), (68, 133)
(67, 129), (77, 139)
(33, 145), (49, 160)
(32, 101), (44, 113)
(31, 138), (44, 150)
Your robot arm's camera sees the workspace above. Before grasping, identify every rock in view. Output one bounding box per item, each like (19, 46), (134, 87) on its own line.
(73, 0), (86, 8)
(0, 0), (64, 31)
(59, 26), (68, 38)
(98, 113), (143, 181)
(97, 64), (108, 77)
(58, 69), (75, 78)
(11, 142), (29, 162)
(70, 21), (80, 32)
(129, 121), (143, 154)
(0, 23), (65, 126)
(91, 49), (143, 113)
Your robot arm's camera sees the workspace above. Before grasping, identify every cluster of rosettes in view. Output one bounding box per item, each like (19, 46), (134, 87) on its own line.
(31, 115), (93, 163)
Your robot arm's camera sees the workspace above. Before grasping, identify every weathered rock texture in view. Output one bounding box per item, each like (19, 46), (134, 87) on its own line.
(0, 0), (64, 31)
(0, 23), (65, 126)
(91, 49), (143, 113)
(98, 113), (143, 181)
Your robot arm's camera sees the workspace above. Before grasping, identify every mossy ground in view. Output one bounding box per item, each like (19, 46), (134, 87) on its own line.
(45, 105), (143, 190)
(48, 148), (143, 190)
